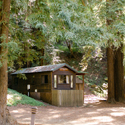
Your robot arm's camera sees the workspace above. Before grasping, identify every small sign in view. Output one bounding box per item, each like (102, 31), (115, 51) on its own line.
(27, 84), (30, 90)
(59, 68), (69, 71)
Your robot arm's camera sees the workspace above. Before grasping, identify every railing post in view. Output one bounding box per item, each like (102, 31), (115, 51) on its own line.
(31, 107), (38, 125)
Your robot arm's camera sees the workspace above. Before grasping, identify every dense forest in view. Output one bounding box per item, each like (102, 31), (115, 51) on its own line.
(0, 0), (125, 124)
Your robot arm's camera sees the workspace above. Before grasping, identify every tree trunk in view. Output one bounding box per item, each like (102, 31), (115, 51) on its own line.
(40, 48), (44, 66)
(114, 46), (124, 102)
(65, 40), (73, 56)
(0, 0), (10, 124)
(107, 47), (115, 103)
(24, 44), (30, 68)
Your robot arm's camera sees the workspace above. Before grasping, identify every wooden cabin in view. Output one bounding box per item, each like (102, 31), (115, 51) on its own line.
(11, 63), (86, 106)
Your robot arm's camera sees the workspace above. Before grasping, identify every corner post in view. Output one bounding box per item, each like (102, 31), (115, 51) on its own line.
(83, 75), (84, 103)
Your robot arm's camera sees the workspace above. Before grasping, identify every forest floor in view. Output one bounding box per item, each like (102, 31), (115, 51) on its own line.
(8, 92), (125, 125)
(8, 101), (125, 125)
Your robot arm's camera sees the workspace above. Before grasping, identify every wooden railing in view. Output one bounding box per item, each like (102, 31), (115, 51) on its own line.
(52, 90), (83, 106)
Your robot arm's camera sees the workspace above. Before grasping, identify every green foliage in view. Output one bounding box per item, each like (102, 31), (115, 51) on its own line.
(7, 0), (125, 69)
(84, 55), (107, 87)
(1, 0), (124, 89)
(7, 88), (45, 106)
(17, 73), (27, 80)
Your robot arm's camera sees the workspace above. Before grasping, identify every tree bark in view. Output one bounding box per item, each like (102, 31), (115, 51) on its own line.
(40, 48), (44, 66)
(24, 44), (30, 68)
(65, 40), (73, 56)
(0, 0), (10, 124)
(106, 0), (124, 102)
(107, 47), (115, 103)
(114, 46), (124, 102)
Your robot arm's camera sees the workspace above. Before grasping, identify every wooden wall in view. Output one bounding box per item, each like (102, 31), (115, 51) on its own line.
(11, 71), (52, 95)
(30, 92), (41, 100)
(52, 90), (83, 106)
(76, 83), (83, 90)
(30, 92), (52, 104)
(40, 92), (52, 104)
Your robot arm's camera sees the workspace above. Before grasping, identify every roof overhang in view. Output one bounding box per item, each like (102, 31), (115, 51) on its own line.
(76, 72), (87, 75)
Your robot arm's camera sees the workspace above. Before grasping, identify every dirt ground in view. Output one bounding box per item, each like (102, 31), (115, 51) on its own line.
(8, 98), (125, 125)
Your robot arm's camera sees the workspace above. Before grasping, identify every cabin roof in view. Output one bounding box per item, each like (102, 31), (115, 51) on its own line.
(12, 63), (86, 75)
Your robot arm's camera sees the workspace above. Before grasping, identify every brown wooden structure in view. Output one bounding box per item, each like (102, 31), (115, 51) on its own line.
(11, 63), (86, 106)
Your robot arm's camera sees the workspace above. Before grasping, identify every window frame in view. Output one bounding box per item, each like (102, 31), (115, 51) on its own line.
(41, 75), (48, 84)
(54, 75), (57, 88)
(58, 75), (70, 84)
(70, 75), (74, 88)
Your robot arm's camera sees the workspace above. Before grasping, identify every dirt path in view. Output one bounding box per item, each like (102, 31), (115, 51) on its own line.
(8, 101), (125, 125)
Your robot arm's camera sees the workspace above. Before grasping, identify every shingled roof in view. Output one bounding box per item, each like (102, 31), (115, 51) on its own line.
(12, 63), (86, 75)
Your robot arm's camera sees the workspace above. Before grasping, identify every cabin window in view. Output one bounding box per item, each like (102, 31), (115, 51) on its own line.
(41, 75), (48, 84)
(32, 78), (35, 85)
(58, 75), (69, 84)
(14, 78), (18, 86)
(54, 75), (57, 88)
(71, 75), (73, 88)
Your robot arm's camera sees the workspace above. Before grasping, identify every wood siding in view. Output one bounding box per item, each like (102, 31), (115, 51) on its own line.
(52, 90), (83, 106)
(30, 92), (52, 104)
(11, 71), (52, 95)
(76, 83), (83, 90)
(40, 92), (52, 104)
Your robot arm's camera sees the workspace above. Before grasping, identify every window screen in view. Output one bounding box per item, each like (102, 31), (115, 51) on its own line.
(45, 75), (48, 83)
(58, 75), (69, 84)
(41, 75), (48, 84)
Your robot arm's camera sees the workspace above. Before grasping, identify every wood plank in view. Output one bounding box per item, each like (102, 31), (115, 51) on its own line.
(80, 90), (83, 105)
(83, 75), (84, 101)
(52, 90), (83, 107)
(75, 90), (77, 106)
(67, 90), (70, 106)
(75, 90), (79, 106)
(65, 90), (68, 106)
(71, 90), (74, 106)
(59, 90), (62, 106)
(52, 90), (55, 105)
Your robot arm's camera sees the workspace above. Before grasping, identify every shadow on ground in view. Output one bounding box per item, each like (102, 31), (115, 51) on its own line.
(8, 101), (125, 125)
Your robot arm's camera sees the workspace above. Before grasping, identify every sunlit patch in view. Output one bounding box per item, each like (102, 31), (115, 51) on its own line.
(86, 112), (99, 115)
(7, 94), (13, 99)
(70, 121), (77, 123)
(29, 0), (36, 2)
(24, 118), (30, 120)
(110, 112), (125, 116)
(92, 116), (113, 122)
(97, 109), (104, 111)
(15, 96), (21, 100)
(52, 115), (60, 118)
(12, 110), (18, 113)
(110, 109), (117, 112)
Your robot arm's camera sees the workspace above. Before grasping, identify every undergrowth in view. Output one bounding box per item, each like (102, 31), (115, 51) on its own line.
(7, 88), (45, 106)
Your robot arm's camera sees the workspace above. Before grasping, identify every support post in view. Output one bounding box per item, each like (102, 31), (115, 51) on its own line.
(31, 107), (38, 125)
(83, 75), (84, 103)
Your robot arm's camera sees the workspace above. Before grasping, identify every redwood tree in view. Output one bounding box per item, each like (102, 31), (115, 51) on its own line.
(0, 0), (10, 124)
(106, 0), (124, 102)
(114, 45), (124, 102)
